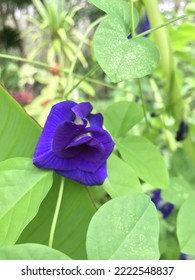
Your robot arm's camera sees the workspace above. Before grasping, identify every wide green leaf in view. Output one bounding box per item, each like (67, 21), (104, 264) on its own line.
(104, 101), (143, 139)
(162, 177), (194, 207)
(103, 154), (142, 198)
(86, 194), (160, 260)
(0, 85), (41, 161)
(0, 157), (53, 247)
(94, 16), (159, 82)
(116, 136), (169, 189)
(18, 175), (96, 260)
(177, 193), (195, 255)
(0, 243), (71, 260)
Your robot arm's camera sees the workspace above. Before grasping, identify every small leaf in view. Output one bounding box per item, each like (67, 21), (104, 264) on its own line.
(162, 177), (194, 207)
(0, 243), (71, 260)
(86, 194), (160, 260)
(94, 17), (159, 82)
(0, 158), (53, 247)
(104, 101), (144, 138)
(104, 154), (141, 198)
(117, 136), (169, 189)
(177, 193), (195, 255)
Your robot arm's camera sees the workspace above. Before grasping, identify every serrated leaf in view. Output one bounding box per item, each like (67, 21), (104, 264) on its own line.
(104, 154), (141, 198)
(86, 194), (160, 260)
(116, 136), (169, 189)
(94, 16), (159, 82)
(177, 193), (195, 255)
(104, 101), (144, 138)
(0, 158), (53, 247)
(0, 243), (71, 260)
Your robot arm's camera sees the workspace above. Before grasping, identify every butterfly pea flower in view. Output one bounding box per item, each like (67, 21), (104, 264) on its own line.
(151, 190), (174, 218)
(33, 100), (115, 186)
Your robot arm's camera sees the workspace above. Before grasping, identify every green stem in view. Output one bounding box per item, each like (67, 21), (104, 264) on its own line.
(138, 78), (148, 126)
(0, 53), (121, 92)
(64, 64), (100, 98)
(135, 15), (186, 39)
(143, 0), (183, 122)
(130, 0), (135, 37)
(0, 53), (56, 71)
(48, 178), (65, 248)
(143, 0), (195, 162)
(85, 186), (98, 211)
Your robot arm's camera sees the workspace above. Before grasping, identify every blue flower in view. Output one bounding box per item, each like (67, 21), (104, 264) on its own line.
(33, 100), (115, 186)
(151, 190), (174, 218)
(127, 14), (150, 39)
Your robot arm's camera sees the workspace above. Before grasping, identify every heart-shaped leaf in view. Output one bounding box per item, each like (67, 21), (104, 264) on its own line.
(89, 0), (138, 32)
(86, 194), (160, 260)
(0, 157), (53, 247)
(0, 243), (71, 260)
(94, 17), (160, 82)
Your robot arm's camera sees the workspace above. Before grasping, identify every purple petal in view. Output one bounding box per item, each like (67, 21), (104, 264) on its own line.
(85, 126), (115, 158)
(33, 138), (106, 173)
(52, 121), (86, 158)
(79, 138), (105, 162)
(72, 102), (92, 118)
(34, 100), (76, 158)
(56, 163), (107, 186)
(87, 113), (103, 128)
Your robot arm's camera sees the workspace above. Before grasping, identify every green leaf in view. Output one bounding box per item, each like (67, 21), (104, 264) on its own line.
(0, 243), (71, 260)
(88, 0), (137, 31)
(104, 101), (144, 138)
(0, 85), (41, 161)
(0, 157), (53, 247)
(116, 136), (169, 189)
(161, 177), (194, 207)
(177, 193), (195, 255)
(94, 16), (159, 82)
(18, 175), (96, 260)
(86, 194), (160, 260)
(171, 149), (195, 185)
(103, 154), (142, 198)
(185, 3), (195, 15)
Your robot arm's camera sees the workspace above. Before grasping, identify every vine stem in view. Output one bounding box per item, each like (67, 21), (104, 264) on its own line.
(130, 0), (135, 37)
(48, 178), (65, 248)
(130, 1), (148, 126)
(138, 79), (149, 126)
(64, 64), (100, 98)
(135, 15), (186, 39)
(0, 53), (121, 91)
(85, 186), (98, 211)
